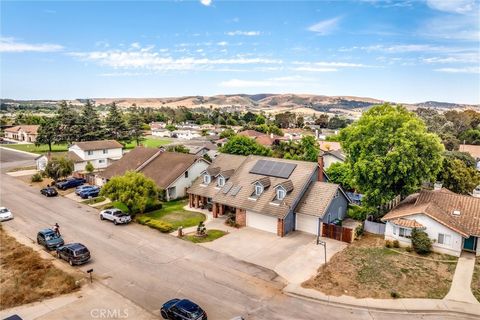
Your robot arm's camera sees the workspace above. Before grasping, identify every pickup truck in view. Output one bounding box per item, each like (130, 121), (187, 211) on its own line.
(99, 209), (132, 225)
(56, 178), (86, 190)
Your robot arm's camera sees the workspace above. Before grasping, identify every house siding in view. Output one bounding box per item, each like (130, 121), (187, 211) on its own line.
(165, 160), (209, 201)
(384, 214), (463, 257)
(322, 191), (349, 223)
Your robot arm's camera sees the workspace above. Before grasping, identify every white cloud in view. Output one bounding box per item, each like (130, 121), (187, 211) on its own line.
(434, 66), (480, 74)
(421, 15), (480, 41)
(200, 0), (212, 6)
(0, 37), (63, 53)
(226, 31), (261, 36)
(422, 52), (479, 64)
(291, 61), (368, 72)
(217, 41), (228, 46)
(426, 0), (477, 14)
(307, 17), (342, 35)
(292, 67), (338, 72)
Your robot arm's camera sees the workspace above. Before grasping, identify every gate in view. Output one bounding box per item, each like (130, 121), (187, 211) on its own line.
(322, 223), (353, 243)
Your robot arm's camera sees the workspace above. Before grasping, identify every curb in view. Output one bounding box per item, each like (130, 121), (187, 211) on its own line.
(283, 286), (480, 318)
(0, 146), (39, 157)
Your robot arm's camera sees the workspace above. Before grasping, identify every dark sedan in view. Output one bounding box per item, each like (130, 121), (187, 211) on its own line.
(40, 187), (58, 197)
(161, 299), (207, 320)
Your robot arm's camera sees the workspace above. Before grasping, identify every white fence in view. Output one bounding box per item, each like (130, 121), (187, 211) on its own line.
(364, 220), (386, 235)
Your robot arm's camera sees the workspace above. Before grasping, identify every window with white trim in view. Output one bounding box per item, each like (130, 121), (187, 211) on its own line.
(103, 149), (108, 154)
(203, 174), (211, 184)
(438, 233), (451, 246)
(98, 159), (106, 164)
(399, 227), (411, 238)
(87, 150), (93, 155)
(276, 188), (286, 200)
(393, 226), (397, 235)
(217, 176), (225, 187)
(255, 184), (263, 196)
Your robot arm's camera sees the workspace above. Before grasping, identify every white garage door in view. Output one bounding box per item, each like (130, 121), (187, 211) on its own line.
(246, 211), (278, 234)
(296, 213), (320, 235)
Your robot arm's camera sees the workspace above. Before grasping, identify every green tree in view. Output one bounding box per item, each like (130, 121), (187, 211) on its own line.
(45, 156), (74, 182)
(243, 111), (256, 123)
(274, 112), (296, 129)
(340, 104), (444, 207)
(219, 128), (235, 139)
(459, 129), (480, 145)
(104, 102), (130, 142)
(325, 162), (354, 190)
(100, 171), (159, 214)
(220, 135), (272, 156)
(85, 161), (95, 173)
(127, 111), (145, 146)
(166, 145), (190, 153)
(78, 100), (103, 141)
(444, 150), (477, 168)
(56, 101), (79, 143)
(437, 157), (480, 194)
(166, 124), (177, 131)
(255, 115), (266, 125)
(410, 228), (432, 255)
(315, 114), (329, 128)
(36, 118), (59, 152)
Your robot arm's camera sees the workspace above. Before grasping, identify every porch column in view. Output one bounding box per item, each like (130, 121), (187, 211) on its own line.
(194, 195), (200, 208)
(212, 203), (218, 218)
(235, 208), (246, 227)
(277, 218), (285, 237)
(188, 194), (193, 208)
(219, 204), (225, 216)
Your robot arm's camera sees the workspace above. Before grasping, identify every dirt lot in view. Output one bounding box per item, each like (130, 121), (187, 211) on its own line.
(303, 233), (457, 299)
(0, 226), (80, 310)
(15, 175), (76, 196)
(472, 258), (480, 302)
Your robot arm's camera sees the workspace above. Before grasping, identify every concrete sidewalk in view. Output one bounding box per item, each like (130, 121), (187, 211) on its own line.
(0, 146), (39, 157)
(445, 252), (478, 304)
(284, 283), (480, 317)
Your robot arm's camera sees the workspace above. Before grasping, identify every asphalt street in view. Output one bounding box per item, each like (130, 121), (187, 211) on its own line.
(0, 148), (473, 320)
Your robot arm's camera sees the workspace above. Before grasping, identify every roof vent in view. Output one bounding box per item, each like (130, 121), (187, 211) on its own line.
(452, 210), (461, 216)
(434, 182), (443, 191)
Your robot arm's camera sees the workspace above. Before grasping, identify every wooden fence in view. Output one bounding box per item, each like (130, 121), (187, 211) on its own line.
(322, 223), (354, 243)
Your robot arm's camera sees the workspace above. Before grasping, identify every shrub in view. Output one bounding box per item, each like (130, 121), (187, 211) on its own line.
(355, 225), (364, 238)
(347, 205), (376, 221)
(225, 213), (239, 228)
(31, 173), (43, 182)
(405, 246), (412, 253)
(390, 290), (400, 299)
(145, 199), (162, 212)
(411, 228), (432, 255)
(393, 240), (400, 248)
(385, 240), (392, 248)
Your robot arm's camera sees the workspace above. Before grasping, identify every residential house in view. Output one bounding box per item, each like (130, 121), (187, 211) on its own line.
(151, 128), (172, 138)
(237, 130), (282, 147)
(382, 188), (480, 257)
(187, 154), (349, 237)
(36, 140), (123, 172)
(4, 125), (39, 142)
(171, 129), (202, 140)
(459, 144), (480, 171)
(99, 147), (209, 201)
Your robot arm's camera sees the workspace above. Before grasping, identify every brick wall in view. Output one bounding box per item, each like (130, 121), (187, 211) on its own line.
(236, 208), (246, 227)
(277, 218), (285, 237)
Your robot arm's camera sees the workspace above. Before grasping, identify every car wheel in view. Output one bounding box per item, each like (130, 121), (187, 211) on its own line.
(114, 220), (118, 225)
(100, 215), (104, 220)
(37, 238), (40, 244)
(69, 259), (74, 266)
(160, 310), (168, 319)
(56, 252), (61, 258)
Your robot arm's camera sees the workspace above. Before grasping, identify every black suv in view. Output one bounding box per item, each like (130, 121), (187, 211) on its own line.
(161, 299), (207, 320)
(40, 187), (58, 197)
(56, 243), (91, 266)
(56, 178), (86, 190)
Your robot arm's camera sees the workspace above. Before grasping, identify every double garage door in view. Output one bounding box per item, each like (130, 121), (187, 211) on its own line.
(246, 211), (278, 234)
(296, 213), (320, 235)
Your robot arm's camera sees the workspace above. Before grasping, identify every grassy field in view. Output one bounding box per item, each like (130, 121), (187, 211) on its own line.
(136, 199), (205, 232)
(0, 226), (79, 310)
(472, 258), (480, 302)
(303, 234), (457, 299)
(1, 136), (171, 154)
(183, 230), (227, 243)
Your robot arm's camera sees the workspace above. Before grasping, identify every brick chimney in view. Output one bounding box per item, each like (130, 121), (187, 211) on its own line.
(317, 155), (324, 182)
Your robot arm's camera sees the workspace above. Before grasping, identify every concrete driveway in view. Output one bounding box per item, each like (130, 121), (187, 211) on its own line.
(201, 227), (347, 284)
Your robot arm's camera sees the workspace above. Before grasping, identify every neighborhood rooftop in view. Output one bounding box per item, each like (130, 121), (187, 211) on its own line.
(74, 140), (123, 151)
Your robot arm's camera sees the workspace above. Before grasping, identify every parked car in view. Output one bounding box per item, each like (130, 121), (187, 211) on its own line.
(161, 299), (207, 320)
(75, 185), (98, 196)
(79, 188), (100, 199)
(56, 178), (86, 190)
(56, 243), (91, 266)
(0, 207), (13, 221)
(99, 209), (132, 225)
(40, 187), (58, 197)
(37, 228), (64, 250)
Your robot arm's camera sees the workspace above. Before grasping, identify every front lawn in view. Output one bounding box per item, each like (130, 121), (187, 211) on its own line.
(125, 136), (171, 149)
(136, 199), (205, 233)
(81, 196), (106, 205)
(472, 258), (480, 302)
(303, 234), (457, 299)
(183, 230), (227, 243)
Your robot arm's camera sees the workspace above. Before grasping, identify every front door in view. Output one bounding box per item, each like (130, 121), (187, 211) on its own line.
(463, 236), (477, 252)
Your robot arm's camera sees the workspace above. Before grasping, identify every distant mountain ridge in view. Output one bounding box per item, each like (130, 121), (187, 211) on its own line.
(2, 94), (479, 114)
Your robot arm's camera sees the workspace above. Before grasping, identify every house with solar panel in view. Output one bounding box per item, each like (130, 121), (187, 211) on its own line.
(187, 153), (350, 237)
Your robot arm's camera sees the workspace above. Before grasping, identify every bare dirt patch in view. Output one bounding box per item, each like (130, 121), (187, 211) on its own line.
(472, 258), (480, 302)
(303, 233), (457, 299)
(0, 226), (80, 310)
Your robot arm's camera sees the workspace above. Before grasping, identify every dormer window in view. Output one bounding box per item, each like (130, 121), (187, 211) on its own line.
(217, 176), (225, 187)
(255, 184), (263, 196)
(203, 174), (211, 185)
(276, 188), (286, 200)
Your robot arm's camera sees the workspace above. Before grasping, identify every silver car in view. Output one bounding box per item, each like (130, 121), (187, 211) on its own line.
(99, 208), (132, 225)
(0, 207), (13, 221)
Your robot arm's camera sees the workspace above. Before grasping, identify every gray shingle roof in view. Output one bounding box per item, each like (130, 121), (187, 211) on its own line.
(295, 182), (340, 217)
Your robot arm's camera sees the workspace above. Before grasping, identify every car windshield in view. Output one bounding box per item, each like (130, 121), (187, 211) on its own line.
(74, 248), (89, 256)
(45, 232), (59, 240)
(112, 212), (125, 217)
(0, 208), (8, 213)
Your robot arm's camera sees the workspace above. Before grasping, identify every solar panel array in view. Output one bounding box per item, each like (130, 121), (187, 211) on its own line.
(229, 185), (242, 196)
(249, 159), (297, 179)
(222, 182), (233, 194)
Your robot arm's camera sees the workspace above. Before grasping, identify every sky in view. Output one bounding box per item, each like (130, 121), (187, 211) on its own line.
(1, 0), (479, 104)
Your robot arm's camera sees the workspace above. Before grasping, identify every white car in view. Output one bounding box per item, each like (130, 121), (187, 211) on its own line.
(0, 207), (13, 221)
(99, 208), (132, 225)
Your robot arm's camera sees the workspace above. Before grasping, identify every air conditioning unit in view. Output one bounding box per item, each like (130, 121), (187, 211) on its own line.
(452, 210), (461, 216)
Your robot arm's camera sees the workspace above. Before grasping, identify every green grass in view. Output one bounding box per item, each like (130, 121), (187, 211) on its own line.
(1, 136), (171, 154)
(136, 199), (205, 231)
(101, 201), (129, 213)
(183, 230), (227, 243)
(81, 196), (106, 205)
(6, 165), (37, 172)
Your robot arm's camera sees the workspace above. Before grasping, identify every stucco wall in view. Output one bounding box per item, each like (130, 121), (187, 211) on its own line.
(166, 160), (209, 200)
(69, 145), (123, 162)
(322, 191), (348, 223)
